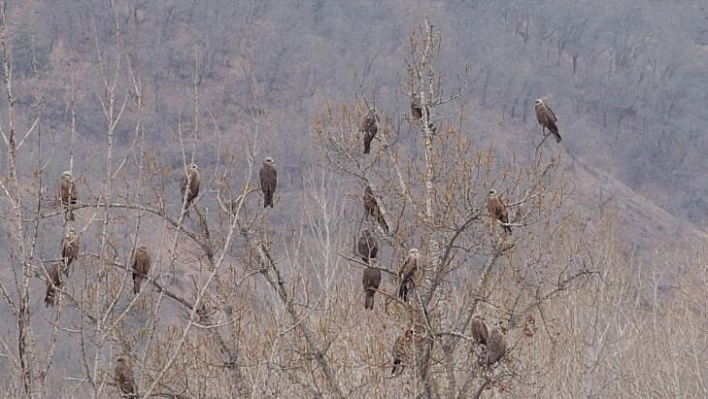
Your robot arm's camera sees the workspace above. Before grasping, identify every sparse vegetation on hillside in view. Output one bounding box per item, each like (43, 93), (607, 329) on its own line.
(0, 1), (706, 398)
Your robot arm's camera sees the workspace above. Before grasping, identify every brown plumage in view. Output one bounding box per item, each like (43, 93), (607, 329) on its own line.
(357, 229), (378, 263)
(58, 171), (77, 221)
(398, 248), (420, 302)
(115, 354), (137, 398)
(363, 185), (388, 233)
(360, 108), (378, 154)
(362, 267), (381, 310)
(471, 316), (489, 346)
(259, 157), (278, 208)
(392, 325), (432, 377)
(487, 189), (511, 235)
(61, 226), (80, 275)
(411, 99), (422, 119)
(534, 98), (561, 143)
(132, 246), (151, 294)
(391, 329), (412, 376)
(44, 263), (62, 307)
(180, 164), (201, 214)
(483, 326), (506, 366)
(411, 93), (430, 120)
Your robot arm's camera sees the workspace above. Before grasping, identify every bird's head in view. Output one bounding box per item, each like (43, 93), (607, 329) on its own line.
(61, 171), (72, 178)
(116, 354), (131, 364)
(188, 164), (199, 171)
(264, 157), (275, 165)
(534, 98), (543, 106)
(488, 188), (497, 197)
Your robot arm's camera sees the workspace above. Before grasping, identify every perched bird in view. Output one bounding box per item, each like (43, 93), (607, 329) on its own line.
(411, 92), (432, 121)
(357, 229), (378, 263)
(363, 185), (388, 233)
(534, 98), (561, 143)
(482, 324), (507, 366)
(259, 157), (278, 208)
(131, 246), (152, 294)
(180, 164), (201, 214)
(61, 226), (80, 275)
(486, 189), (512, 235)
(360, 108), (379, 154)
(115, 354), (137, 398)
(391, 329), (412, 376)
(362, 267), (381, 310)
(470, 316), (489, 346)
(411, 93), (423, 120)
(392, 325), (432, 377)
(398, 248), (421, 302)
(58, 171), (78, 221)
(44, 263), (62, 307)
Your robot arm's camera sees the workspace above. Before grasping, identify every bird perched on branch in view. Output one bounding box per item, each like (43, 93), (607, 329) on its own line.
(392, 324), (432, 376)
(357, 229), (378, 263)
(58, 171), (77, 221)
(391, 329), (412, 376)
(44, 263), (62, 307)
(180, 164), (201, 215)
(534, 98), (561, 143)
(363, 185), (389, 233)
(131, 246), (151, 294)
(398, 248), (421, 302)
(360, 108), (379, 154)
(259, 157), (278, 208)
(115, 354), (137, 398)
(61, 226), (80, 276)
(471, 316), (489, 346)
(486, 189), (512, 235)
(481, 322), (507, 367)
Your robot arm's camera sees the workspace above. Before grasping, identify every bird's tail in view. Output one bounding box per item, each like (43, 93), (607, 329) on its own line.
(398, 282), (409, 302)
(133, 276), (142, 294)
(376, 212), (389, 233)
(364, 292), (375, 310)
(45, 288), (56, 307)
(391, 360), (404, 376)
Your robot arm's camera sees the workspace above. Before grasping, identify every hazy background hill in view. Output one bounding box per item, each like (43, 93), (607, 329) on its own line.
(1, 1), (707, 396)
(8, 0), (707, 230)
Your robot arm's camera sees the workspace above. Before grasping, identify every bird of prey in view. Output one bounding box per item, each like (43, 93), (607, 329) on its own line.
(115, 354), (137, 397)
(44, 263), (62, 307)
(392, 325), (432, 377)
(180, 164), (201, 214)
(483, 324), (507, 366)
(362, 266), (381, 310)
(471, 316), (489, 346)
(486, 189), (511, 235)
(534, 98), (561, 143)
(58, 171), (78, 221)
(131, 246), (151, 294)
(360, 108), (379, 154)
(411, 93), (423, 120)
(259, 157), (278, 208)
(357, 229), (378, 263)
(398, 248), (421, 302)
(411, 92), (432, 121)
(363, 185), (389, 233)
(61, 226), (80, 275)
(391, 329), (412, 376)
